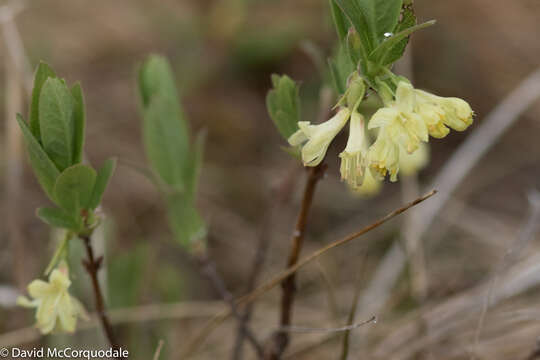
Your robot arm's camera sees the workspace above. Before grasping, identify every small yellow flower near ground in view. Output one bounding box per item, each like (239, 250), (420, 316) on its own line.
(288, 108), (351, 166)
(339, 111), (368, 190)
(17, 264), (88, 334)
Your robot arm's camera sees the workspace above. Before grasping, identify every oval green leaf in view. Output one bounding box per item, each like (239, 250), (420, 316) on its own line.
(54, 164), (97, 215)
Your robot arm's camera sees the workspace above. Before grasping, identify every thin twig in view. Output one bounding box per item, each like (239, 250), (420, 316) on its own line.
(264, 164), (327, 360)
(80, 234), (119, 352)
(233, 163), (300, 360)
(197, 254), (264, 358)
(279, 316), (376, 333)
(179, 190), (437, 358)
(152, 340), (164, 360)
(357, 67), (540, 339)
(238, 85), (331, 360)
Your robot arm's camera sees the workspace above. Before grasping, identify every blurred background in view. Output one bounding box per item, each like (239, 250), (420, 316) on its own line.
(0, 0), (539, 359)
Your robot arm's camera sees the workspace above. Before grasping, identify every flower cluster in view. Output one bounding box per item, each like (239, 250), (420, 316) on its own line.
(289, 80), (473, 190)
(17, 263), (88, 334)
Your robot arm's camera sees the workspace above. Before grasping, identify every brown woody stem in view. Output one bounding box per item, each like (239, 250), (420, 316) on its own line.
(81, 234), (119, 353)
(264, 164), (326, 360)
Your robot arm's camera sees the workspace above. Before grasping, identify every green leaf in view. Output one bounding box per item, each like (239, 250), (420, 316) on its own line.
(166, 193), (206, 251)
(346, 28), (363, 67)
(70, 83), (86, 164)
(39, 78), (75, 171)
(141, 94), (189, 188)
(184, 132), (205, 199)
(378, 5), (417, 66)
(165, 132), (206, 251)
(139, 56), (190, 188)
(54, 164), (97, 214)
(266, 74), (300, 139)
(334, 0), (403, 51)
(138, 54), (207, 252)
(328, 45), (355, 95)
(37, 207), (80, 230)
(369, 20), (436, 66)
(30, 62), (57, 140)
(87, 158), (117, 210)
(17, 114), (60, 201)
(329, 0), (350, 42)
(138, 54), (180, 108)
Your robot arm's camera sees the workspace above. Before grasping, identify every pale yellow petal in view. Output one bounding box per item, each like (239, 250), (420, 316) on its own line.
(287, 128), (307, 146)
(368, 107), (400, 129)
(57, 295), (76, 333)
(395, 81), (415, 113)
(300, 108), (350, 166)
(16, 296), (38, 308)
(49, 269), (71, 290)
(28, 280), (51, 299)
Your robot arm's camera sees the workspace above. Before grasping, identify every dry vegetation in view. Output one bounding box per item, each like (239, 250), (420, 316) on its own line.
(1, 0), (540, 359)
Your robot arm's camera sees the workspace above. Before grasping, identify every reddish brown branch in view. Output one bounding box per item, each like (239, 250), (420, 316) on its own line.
(81, 234), (119, 352)
(180, 190), (437, 359)
(264, 164), (327, 360)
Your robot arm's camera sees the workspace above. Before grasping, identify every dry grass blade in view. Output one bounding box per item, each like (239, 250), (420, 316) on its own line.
(152, 340), (164, 360)
(179, 190), (437, 358)
(473, 189), (540, 356)
(357, 67), (540, 337)
(278, 316), (376, 333)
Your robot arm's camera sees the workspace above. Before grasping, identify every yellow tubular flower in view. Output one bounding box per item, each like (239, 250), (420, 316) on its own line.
(288, 108), (351, 166)
(17, 264), (88, 334)
(369, 82), (428, 154)
(394, 82), (428, 152)
(339, 111), (368, 190)
(414, 89), (473, 137)
(367, 128), (400, 182)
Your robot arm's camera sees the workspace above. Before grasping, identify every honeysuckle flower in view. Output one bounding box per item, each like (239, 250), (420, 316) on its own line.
(339, 111), (368, 189)
(399, 142), (430, 176)
(17, 264), (88, 334)
(414, 88), (473, 138)
(367, 128), (400, 182)
(369, 82), (428, 154)
(288, 108), (351, 166)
